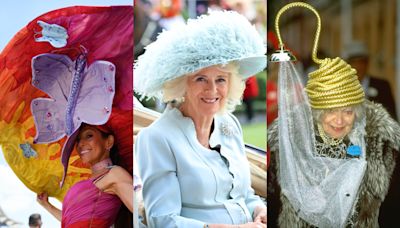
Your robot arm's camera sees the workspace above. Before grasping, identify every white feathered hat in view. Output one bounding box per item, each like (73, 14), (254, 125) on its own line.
(134, 10), (266, 99)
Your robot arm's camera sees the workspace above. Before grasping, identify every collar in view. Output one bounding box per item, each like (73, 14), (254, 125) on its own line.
(164, 106), (236, 150)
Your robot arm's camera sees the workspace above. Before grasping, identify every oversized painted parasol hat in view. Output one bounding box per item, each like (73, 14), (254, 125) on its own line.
(0, 5), (133, 201)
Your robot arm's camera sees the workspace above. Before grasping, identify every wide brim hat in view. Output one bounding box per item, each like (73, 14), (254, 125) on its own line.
(0, 5), (133, 200)
(134, 10), (266, 100)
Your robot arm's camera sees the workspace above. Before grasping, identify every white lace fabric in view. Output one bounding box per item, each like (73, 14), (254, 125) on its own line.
(277, 62), (367, 227)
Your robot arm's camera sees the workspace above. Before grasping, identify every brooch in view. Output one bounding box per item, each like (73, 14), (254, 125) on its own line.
(346, 145), (361, 158)
(220, 121), (234, 136)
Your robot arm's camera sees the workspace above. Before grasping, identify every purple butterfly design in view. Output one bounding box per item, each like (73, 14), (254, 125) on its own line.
(31, 52), (115, 144)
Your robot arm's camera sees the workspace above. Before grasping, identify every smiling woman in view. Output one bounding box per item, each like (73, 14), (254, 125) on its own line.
(134, 10), (267, 228)
(267, 57), (400, 227)
(313, 105), (363, 146)
(37, 123), (133, 227)
(75, 125), (115, 165)
(267, 3), (400, 227)
(163, 64), (245, 114)
(0, 4), (135, 227)
(0, 1), (134, 227)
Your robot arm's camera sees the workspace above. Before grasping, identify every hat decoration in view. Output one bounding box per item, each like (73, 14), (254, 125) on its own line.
(31, 48), (116, 185)
(134, 10), (266, 100)
(31, 49), (115, 143)
(306, 57), (365, 109)
(271, 2), (364, 109)
(34, 20), (69, 48)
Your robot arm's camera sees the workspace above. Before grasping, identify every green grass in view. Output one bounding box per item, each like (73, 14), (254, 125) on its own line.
(242, 122), (266, 150)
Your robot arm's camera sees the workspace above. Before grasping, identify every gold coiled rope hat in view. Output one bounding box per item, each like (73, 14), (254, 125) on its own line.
(306, 57), (364, 109)
(271, 2), (365, 109)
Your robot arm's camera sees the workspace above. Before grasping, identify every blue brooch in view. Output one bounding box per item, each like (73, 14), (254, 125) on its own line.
(346, 145), (361, 158)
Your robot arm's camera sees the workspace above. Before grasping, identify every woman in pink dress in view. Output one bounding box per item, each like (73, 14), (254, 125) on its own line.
(37, 124), (133, 227)
(12, 4), (136, 227)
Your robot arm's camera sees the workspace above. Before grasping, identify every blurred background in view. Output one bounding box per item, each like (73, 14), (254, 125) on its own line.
(135, 0), (267, 150)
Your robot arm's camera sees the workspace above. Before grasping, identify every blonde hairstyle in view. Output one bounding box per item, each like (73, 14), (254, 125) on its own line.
(162, 63), (246, 113)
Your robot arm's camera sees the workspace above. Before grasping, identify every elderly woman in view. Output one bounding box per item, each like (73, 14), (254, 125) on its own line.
(267, 54), (400, 227)
(134, 11), (267, 228)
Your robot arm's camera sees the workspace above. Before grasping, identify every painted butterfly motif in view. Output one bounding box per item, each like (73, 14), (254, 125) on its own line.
(19, 143), (38, 158)
(31, 53), (115, 144)
(34, 20), (68, 48)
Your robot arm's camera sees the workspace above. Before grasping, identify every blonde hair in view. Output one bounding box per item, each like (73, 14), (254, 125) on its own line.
(162, 63), (246, 113)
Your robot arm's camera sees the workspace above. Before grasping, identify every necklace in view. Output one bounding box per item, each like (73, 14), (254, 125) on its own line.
(317, 124), (344, 146)
(91, 158), (113, 175)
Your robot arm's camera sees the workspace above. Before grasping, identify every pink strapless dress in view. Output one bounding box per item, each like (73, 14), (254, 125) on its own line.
(62, 176), (122, 227)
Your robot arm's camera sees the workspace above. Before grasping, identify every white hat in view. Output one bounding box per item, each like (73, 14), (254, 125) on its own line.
(343, 41), (369, 60)
(134, 10), (266, 100)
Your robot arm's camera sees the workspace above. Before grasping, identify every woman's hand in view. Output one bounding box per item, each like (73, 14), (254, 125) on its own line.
(36, 192), (62, 221)
(253, 205), (267, 224)
(37, 192), (50, 207)
(209, 205), (267, 228)
(209, 222), (266, 228)
(238, 222), (266, 228)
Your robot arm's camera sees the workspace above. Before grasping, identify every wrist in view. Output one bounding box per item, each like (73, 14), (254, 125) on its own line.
(205, 224), (241, 228)
(44, 202), (53, 209)
(253, 205), (267, 216)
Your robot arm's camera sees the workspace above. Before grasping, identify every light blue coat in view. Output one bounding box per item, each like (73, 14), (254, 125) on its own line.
(135, 106), (265, 228)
